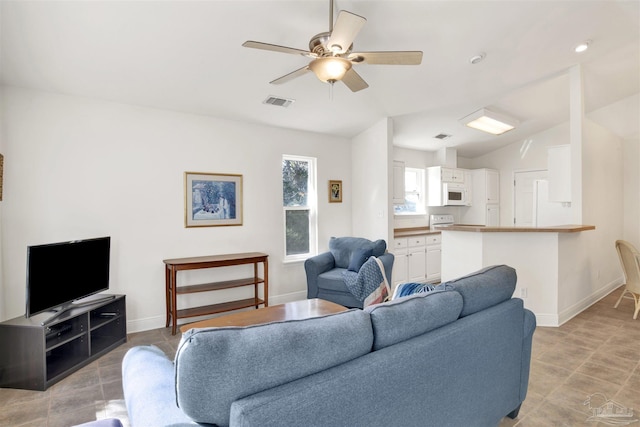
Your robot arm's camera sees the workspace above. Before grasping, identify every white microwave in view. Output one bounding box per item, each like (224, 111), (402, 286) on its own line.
(443, 183), (469, 206)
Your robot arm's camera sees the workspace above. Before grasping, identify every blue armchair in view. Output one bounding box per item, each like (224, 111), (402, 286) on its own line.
(304, 237), (394, 308)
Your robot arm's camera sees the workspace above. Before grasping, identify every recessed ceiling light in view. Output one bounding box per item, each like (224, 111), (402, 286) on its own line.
(469, 52), (486, 64)
(574, 40), (591, 53)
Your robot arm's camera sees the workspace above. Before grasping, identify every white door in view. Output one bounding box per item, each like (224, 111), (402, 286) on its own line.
(513, 170), (547, 226)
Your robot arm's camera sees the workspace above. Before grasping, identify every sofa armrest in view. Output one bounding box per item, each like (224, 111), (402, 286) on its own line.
(519, 309), (536, 402)
(304, 252), (335, 298)
(122, 346), (198, 427)
(378, 253), (394, 286)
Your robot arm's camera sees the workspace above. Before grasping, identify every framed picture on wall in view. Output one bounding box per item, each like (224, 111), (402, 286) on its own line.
(329, 180), (342, 203)
(185, 172), (243, 227)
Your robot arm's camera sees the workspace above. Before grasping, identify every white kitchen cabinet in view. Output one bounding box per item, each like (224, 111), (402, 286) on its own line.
(428, 166), (466, 184)
(392, 233), (442, 285)
(407, 236), (426, 282)
(547, 145), (571, 202)
(487, 205), (500, 227)
(486, 169), (500, 204)
(391, 235), (426, 285)
(425, 234), (441, 282)
(392, 160), (405, 204)
(391, 238), (408, 285)
(461, 168), (500, 226)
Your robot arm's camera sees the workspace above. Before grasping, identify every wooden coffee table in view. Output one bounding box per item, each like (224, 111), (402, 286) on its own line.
(179, 298), (347, 332)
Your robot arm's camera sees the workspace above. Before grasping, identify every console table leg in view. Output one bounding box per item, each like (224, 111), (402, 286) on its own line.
(171, 268), (178, 335)
(165, 265), (171, 328)
(263, 258), (269, 307)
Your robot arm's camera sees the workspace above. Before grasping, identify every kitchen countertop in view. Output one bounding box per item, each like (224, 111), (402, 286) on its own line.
(436, 224), (595, 233)
(393, 227), (440, 237)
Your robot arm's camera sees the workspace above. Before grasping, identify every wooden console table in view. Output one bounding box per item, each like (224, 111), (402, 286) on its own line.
(164, 252), (268, 335)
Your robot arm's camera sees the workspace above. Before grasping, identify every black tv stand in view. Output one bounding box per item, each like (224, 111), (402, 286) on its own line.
(0, 294), (126, 391)
(40, 294), (117, 326)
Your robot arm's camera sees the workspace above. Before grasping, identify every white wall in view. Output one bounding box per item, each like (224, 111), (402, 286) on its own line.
(623, 136), (640, 248)
(1, 87), (353, 331)
(351, 118), (393, 242)
(581, 119), (625, 292)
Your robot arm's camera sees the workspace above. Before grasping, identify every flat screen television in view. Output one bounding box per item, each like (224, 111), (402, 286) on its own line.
(26, 236), (112, 324)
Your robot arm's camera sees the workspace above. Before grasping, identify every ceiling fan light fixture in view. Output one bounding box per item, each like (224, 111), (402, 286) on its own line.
(309, 57), (352, 83)
(460, 108), (519, 135)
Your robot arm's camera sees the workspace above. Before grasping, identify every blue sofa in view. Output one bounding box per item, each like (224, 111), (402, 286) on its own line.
(122, 265), (535, 427)
(304, 236), (394, 308)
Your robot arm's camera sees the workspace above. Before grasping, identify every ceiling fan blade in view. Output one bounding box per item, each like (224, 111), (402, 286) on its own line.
(326, 11), (366, 54)
(270, 66), (311, 85)
(243, 41), (312, 57)
(349, 51), (423, 65)
(341, 68), (369, 92)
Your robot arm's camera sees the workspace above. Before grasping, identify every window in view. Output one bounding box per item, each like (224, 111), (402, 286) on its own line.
(394, 167), (426, 215)
(282, 155), (317, 260)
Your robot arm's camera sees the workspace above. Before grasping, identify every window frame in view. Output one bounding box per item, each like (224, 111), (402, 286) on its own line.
(282, 155), (317, 262)
(394, 166), (427, 216)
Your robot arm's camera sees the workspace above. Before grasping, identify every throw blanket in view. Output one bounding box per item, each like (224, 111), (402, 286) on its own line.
(342, 256), (390, 307)
(391, 282), (450, 300)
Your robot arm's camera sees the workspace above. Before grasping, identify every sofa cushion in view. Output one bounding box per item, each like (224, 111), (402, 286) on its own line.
(174, 309), (373, 426)
(348, 248), (372, 272)
(365, 290), (463, 350)
(317, 268), (350, 291)
(329, 237), (387, 268)
(443, 265), (517, 317)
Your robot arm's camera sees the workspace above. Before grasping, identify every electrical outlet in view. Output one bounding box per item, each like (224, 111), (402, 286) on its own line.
(520, 288), (528, 298)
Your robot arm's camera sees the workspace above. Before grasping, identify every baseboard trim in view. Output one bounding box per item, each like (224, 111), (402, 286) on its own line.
(557, 279), (623, 326)
(529, 279), (623, 327)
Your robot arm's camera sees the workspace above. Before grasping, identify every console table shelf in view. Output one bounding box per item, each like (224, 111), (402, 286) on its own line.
(164, 252), (269, 335)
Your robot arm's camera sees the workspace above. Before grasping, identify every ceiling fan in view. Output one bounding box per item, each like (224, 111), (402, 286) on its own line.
(242, 0), (423, 92)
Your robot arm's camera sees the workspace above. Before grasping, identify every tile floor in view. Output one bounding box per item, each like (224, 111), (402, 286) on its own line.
(1, 288), (639, 427)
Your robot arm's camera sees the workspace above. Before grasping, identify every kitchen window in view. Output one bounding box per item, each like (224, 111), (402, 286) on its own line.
(394, 167), (427, 215)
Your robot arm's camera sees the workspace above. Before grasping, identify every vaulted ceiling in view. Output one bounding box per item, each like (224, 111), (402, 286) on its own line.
(1, 0), (638, 157)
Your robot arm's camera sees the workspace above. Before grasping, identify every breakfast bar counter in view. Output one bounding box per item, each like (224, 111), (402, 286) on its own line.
(440, 224), (596, 327)
(394, 227), (441, 238)
(437, 224), (595, 233)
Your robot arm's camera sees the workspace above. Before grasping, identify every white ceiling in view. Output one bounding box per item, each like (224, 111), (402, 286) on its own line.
(1, 0), (638, 158)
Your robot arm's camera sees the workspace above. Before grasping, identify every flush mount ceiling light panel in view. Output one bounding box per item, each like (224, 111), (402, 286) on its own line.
(460, 108), (519, 135)
(242, 0), (422, 92)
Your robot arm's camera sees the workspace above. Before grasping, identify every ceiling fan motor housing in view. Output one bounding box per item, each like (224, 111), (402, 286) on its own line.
(309, 32), (352, 56)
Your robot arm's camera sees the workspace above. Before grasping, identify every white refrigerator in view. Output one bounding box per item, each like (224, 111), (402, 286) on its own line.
(532, 180), (572, 226)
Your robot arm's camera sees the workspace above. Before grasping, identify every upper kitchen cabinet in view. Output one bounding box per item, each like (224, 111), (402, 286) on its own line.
(439, 167), (465, 183)
(393, 160), (405, 204)
(547, 145), (571, 202)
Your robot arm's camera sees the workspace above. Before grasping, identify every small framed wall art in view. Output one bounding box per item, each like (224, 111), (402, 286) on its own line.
(184, 172), (243, 227)
(329, 180), (342, 203)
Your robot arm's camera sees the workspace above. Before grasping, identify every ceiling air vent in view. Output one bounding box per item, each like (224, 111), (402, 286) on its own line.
(263, 96), (295, 108)
(434, 133), (452, 140)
